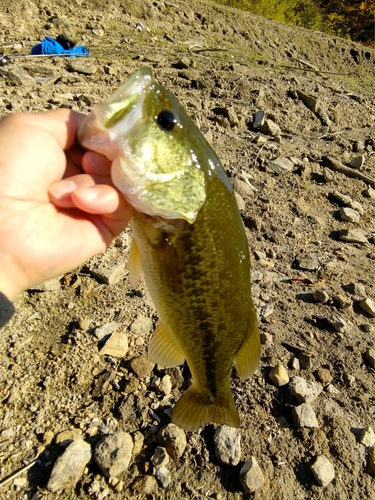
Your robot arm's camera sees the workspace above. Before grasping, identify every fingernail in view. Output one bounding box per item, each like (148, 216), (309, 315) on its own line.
(49, 179), (76, 199)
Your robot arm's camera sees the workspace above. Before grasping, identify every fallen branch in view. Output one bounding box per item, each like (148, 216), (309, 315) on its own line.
(322, 156), (375, 188)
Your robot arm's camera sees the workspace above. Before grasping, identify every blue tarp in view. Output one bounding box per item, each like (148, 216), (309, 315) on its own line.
(31, 36), (89, 57)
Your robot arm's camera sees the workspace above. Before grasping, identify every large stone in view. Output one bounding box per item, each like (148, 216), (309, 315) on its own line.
(292, 403), (319, 428)
(213, 425), (241, 466)
(94, 431), (133, 477)
(239, 456), (265, 493)
(157, 424), (186, 459)
(289, 376), (322, 403)
(310, 455), (335, 487)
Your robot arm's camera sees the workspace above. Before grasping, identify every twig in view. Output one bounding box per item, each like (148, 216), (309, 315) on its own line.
(0, 459), (38, 487)
(322, 156), (375, 188)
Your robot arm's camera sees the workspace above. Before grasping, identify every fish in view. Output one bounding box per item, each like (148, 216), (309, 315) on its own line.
(78, 67), (260, 431)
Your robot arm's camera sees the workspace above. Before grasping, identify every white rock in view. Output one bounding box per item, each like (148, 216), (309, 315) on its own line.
(47, 439), (92, 492)
(359, 298), (375, 317)
(239, 456), (265, 493)
(310, 455), (335, 487)
(289, 376), (322, 403)
(340, 207), (360, 223)
(359, 426), (375, 447)
(99, 331), (128, 357)
(94, 431), (133, 477)
(292, 403), (319, 428)
(95, 322), (118, 340)
(130, 315), (153, 336)
(159, 375), (172, 396)
(213, 425), (241, 466)
(155, 466), (172, 488)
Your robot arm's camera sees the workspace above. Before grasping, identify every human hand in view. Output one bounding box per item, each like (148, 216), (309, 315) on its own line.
(0, 108), (133, 300)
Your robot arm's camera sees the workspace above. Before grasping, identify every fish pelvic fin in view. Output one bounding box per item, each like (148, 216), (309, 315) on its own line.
(128, 237), (142, 288)
(234, 307), (261, 379)
(148, 323), (185, 367)
(171, 385), (240, 431)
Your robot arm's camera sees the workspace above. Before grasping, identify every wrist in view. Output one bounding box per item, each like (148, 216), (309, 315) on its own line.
(0, 253), (28, 301)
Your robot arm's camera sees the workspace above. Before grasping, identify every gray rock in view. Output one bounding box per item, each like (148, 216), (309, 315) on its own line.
(339, 229), (368, 243)
(130, 315), (153, 336)
(296, 90), (318, 112)
(335, 294), (352, 309)
(326, 314), (347, 332)
(292, 403), (319, 428)
(350, 155), (365, 169)
(239, 456), (265, 493)
(94, 431), (133, 477)
(359, 298), (375, 317)
(367, 446), (375, 474)
(179, 69), (200, 81)
(67, 59), (97, 75)
(289, 376), (322, 403)
(95, 322), (118, 341)
(157, 424), (186, 459)
(55, 429), (83, 447)
(269, 156), (294, 174)
(295, 253), (320, 271)
(89, 263), (126, 285)
(269, 364), (289, 387)
(47, 439), (92, 492)
(345, 282), (367, 299)
(30, 277), (62, 292)
(213, 425), (241, 466)
(99, 331), (128, 358)
(151, 446), (170, 468)
(155, 466), (171, 488)
(260, 118), (281, 137)
(310, 455), (335, 487)
(253, 110), (265, 129)
(232, 178), (254, 198)
(359, 426), (375, 447)
(323, 167), (335, 183)
(340, 207), (360, 223)
(130, 355), (155, 378)
(312, 289), (329, 303)
(363, 185), (375, 199)
(299, 352), (312, 370)
(365, 348), (375, 368)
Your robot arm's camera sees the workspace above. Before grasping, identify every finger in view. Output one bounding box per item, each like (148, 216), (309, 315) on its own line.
(72, 184), (130, 215)
(82, 151), (112, 176)
(49, 174), (97, 208)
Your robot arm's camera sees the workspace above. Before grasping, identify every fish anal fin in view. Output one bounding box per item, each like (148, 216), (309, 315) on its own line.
(128, 237), (142, 288)
(234, 312), (261, 380)
(148, 323), (185, 367)
(171, 385), (240, 431)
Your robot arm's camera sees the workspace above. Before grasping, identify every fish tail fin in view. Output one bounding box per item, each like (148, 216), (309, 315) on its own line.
(171, 385), (240, 431)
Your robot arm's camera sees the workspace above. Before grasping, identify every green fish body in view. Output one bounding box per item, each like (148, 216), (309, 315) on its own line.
(78, 68), (260, 431)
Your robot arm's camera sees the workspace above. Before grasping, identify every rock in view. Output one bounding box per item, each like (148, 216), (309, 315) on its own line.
(326, 384), (340, 395)
(232, 178), (254, 198)
(155, 466), (172, 488)
(234, 192), (245, 210)
(326, 314), (347, 332)
(260, 118), (281, 136)
(0, 66), (36, 86)
(367, 446), (375, 474)
(94, 322), (118, 340)
(296, 90), (318, 112)
(130, 315), (153, 336)
(179, 69), (200, 81)
(174, 57), (191, 69)
(269, 156), (294, 174)
(323, 167), (335, 183)
(132, 431), (144, 456)
(151, 447), (170, 468)
(340, 207), (360, 223)
(289, 376), (322, 403)
(312, 289), (329, 303)
(364, 348), (375, 368)
(132, 475), (158, 494)
(157, 424), (186, 459)
(310, 455), (335, 487)
(55, 428), (83, 447)
(350, 155), (365, 169)
(67, 59), (97, 75)
(230, 63), (249, 74)
(47, 439), (92, 492)
(130, 355), (155, 378)
(344, 282), (367, 299)
(30, 277), (62, 292)
(359, 298), (375, 317)
(269, 364), (289, 387)
(295, 253), (320, 271)
(239, 456), (265, 493)
(363, 185), (375, 199)
(94, 431), (133, 477)
(213, 425), (241, 466)
(299, 352), (312, 370)
(159, 375), (172, 395)
(89, 263), (126, 285)
(292, 403), (319, 428)
(253, 110), (265, 128)
(314, 368), (332, 386)
(335, 294), (352, 309)
(359, 426), (375, 447)
(99, 331), (128, 357)
(339, 229), (368, 243)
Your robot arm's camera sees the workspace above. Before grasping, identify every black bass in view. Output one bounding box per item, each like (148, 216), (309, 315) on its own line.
(78, 67), (260, 431)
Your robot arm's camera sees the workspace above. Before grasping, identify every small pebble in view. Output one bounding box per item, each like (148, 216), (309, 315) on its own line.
(295, 253), (320, 271)
(132, 431), (144, 456)
(155, 466), (172, 488)
(339, 229), (368, 243)
(310, 455), (335, 487)
(55, 428), (83, 447)
(269, 364), (289, 387)
(340, 207), (360, 223)
(151, 447), (169, 468)
(130, 355), (155, 378)
(312, 289), (329, 303)
(299, 352), (312, 370)
(157, 424), (186, 459)
(314, 368), (332, 386)
(326, 314), (347, 333)
(292, 403), (319, 428)
(95, 322), (118, 341)
(159, 375), (172, 396)
(335, 294), (352, 309)
(289, 376), (322, 403)
(213, 425), (241, 466)
(359, 298), (375, 317)
(99, 331), (128, 358)
(132, 475), (158, 494)
(359, 426), (375, 447)
(130, 315), (153, 336)
(239, 456), (265, 493)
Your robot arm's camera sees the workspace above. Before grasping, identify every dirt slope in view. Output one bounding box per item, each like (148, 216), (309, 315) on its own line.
(0, 0), (374, 499)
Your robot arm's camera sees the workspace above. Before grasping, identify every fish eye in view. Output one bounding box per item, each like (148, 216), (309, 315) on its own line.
(157, 110), (177, 131)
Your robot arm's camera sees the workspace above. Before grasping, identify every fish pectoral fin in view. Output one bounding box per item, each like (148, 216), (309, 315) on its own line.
(148, 323), (185, 367)
(234, 310), (261, 379)
(171, 385), (240, 431)
(128, 237), (142, 288)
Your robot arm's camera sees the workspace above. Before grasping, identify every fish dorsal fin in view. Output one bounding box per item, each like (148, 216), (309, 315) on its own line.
(234, 310), (261, 379)
(148, 323), (185, 367)
(128, 237), (142, 288)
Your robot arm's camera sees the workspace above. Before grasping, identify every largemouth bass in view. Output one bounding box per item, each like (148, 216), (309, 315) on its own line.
(78, 67), (260, 431)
